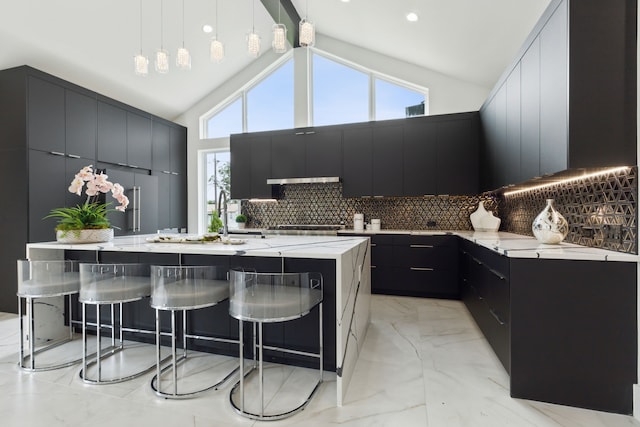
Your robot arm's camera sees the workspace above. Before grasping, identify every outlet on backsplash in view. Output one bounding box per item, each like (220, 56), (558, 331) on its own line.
(580, 227), (595, 239)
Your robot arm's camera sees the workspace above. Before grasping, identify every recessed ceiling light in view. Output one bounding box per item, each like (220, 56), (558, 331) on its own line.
(202, 24), (213, 34)
(341, 0), (351, 3)
(406, 12), (419, 22)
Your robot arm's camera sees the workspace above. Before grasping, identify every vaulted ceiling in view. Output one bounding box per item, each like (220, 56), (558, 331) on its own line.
(0, 0), (550, 121)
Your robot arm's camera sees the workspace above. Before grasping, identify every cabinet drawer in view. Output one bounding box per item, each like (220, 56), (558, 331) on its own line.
(371, 244), (393, 268)
(403, 267), (458, 297)
(394, 244), (457, 270)
(393, 234), (456, 247)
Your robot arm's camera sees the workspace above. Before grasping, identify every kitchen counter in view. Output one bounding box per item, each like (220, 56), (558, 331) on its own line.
(338, 229), (638, 262)
(26, 234), (371, 406)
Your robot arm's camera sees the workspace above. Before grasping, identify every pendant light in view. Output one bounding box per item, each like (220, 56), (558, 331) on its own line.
(210, 0), (225, 62)
(155, 0), (169, 73)
(247, 0), (261, 57)
(176, 0), (191, 70)
(133, 0), (149, 76)
(272, 0), (287, 53)
(299, 0), (315, 47)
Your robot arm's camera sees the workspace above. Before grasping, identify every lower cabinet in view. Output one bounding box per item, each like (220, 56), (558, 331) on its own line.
(459, 239), (637, 415)
(370, 234), (459, 298)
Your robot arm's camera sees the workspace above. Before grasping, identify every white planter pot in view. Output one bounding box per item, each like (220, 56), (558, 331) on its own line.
(56, 228), (114, 244)
(236, 223), (246, 229)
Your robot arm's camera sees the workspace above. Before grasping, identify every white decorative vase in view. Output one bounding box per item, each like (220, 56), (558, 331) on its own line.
(532, 199), (569, 244)
(56, 228), (114, 244)
(470, 201), (501, 232)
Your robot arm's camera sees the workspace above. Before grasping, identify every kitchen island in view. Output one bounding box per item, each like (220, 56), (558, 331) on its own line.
(26, 234), (371, 406)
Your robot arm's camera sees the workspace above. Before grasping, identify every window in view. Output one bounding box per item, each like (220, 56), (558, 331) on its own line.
(205, 150), (233, 229)
(206, 98), (242, 139)
(313, 54), (369, 126)
(375, 78), (425, 120)
(247, 60), (294, 132)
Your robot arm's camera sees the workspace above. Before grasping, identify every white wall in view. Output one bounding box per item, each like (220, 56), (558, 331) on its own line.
(175, 35), (491, 233)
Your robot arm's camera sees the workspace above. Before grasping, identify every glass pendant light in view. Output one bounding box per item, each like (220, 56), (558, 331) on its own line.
(133, 0), (149, 76)
(176, 0), (191, 70)
(299, 0), (315, 47)
(247, 0), (260, 57)
(272, 0), (287, 53)
(155, 0), (169, 73)
(210, 0), (225, 62)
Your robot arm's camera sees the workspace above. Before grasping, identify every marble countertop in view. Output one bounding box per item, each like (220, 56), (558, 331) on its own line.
(338, 229), (638, 262)
(27, 234), (369, 260)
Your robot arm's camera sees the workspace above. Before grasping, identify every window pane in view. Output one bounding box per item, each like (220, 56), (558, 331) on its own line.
(375, 78), (425, 120)
(247, 60), (294, 132)
(205, 151), (231, 227)
(313, 54), (368, 126)
(206, 98), (242, 138)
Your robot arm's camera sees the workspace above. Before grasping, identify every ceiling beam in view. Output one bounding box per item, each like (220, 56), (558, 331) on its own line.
(259, 0), (301, 48)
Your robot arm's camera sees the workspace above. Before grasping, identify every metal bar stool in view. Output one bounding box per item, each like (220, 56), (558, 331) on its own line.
(228, 269), (324, 421)
(17, 259), (81, 371)
(78, 263), (155, 384)
(150, 265), (240, 399)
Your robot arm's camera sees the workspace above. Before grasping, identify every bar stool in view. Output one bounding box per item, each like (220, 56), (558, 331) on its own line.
(228, 269), (324, 421)
(150, 265), (240, 399)
(78, 263), (154, 384)
(17, 259), (81, 371)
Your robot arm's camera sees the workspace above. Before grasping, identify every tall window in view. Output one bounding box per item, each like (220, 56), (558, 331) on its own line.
(247, 60), (294, 132)
(205, 150), (231, 228)
(375, 78), (425, 120)
(206, 98), (242, 139)
(313, 54), (369, 126)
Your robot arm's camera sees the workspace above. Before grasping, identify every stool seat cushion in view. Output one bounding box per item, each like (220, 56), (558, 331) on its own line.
(79, 276), (151, 304)
(229, 284), (322, 322)
(17, 272), (80, 297)
(151, 278), (229, 310)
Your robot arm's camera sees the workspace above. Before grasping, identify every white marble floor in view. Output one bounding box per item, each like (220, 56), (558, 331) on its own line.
(1, 296), (639, 426)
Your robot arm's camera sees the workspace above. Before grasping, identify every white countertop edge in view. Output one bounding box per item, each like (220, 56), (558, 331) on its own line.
(338, 229), (639, 262)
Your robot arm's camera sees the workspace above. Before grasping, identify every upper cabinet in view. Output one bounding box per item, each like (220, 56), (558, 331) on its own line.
(479, 0), (636, 192)
(65, 89), (97, 159)
(27, 76), (65, 153)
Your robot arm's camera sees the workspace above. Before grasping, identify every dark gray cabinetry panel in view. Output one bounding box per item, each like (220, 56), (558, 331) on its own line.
(170, 126), (187, 175)
(271, 133), (306, 179)
(97, 101), (127, 165)
(231, 134), (272, 200)
(304, 129), (342, 177)
(342, 126), (373, 197)
(437, 116), (479, 195)
(65, 90), (97, 159)
(97, 165), (134, 236)
(27, 76), (65, 153)
(505, 64), (522, 184)
(152, 121), (171, 172)
(538, 0), (568, 176)
(28, 150), (66, 243)
(126, 112), (152, 170)
(403, 119), (437, 196)
(170, 172), (187, 230)
(520, 38), (541, 181)
(230, 135), (253, 199)
(372, 125), (403, 197)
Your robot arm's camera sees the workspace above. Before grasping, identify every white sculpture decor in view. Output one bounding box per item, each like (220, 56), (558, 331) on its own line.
(470, 201), (501, 232)
(532, 199), (569, 244)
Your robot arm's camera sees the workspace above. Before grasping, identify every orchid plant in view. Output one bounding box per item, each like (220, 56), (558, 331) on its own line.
(45, 165), (129, 232)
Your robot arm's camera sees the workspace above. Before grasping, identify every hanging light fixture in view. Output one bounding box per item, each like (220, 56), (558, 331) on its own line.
(176, 0), (191, 70)
(299, 0), (315, 47)
(210, 0), (225, 62)
(247, 0), (261, 57)
(133, 0), (149, 76)
(272, 0), (287, 53)
(155, 0), (169, 73)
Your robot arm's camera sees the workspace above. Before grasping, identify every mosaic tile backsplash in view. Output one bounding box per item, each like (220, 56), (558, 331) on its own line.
(243, 167), (637, 254)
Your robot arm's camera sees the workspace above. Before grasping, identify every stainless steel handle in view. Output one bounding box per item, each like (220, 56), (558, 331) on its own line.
(67, 154), (80, 159)
(50, 151), (65, 156)
(489, 309), (505, 325)
(136, 186), (141, 232)
(162, 170), (172, 174)
(171, 172), (179, 176)
(410, 244), (433, 248)
(371, 265), (376, 269)
(370, 243), (377, 247)
(410, 267), (434, 271)
(295, 131), (305, 135)
(305, 131), (316, 135)
(117, 162), (127, 167)
(487, 267), (506, 281)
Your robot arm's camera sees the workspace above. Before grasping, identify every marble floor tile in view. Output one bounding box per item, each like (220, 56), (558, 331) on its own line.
(0, 296), (639, 426)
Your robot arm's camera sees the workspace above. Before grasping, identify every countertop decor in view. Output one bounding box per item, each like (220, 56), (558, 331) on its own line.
(45, 165), (129, 243)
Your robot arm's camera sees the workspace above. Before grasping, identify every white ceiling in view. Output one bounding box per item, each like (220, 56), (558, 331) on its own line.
(0, 0), (550, 121)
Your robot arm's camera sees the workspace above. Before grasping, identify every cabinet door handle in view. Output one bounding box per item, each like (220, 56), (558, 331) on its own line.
(489, 309), (505, 325)
(129, 164), (139, 169)
(410, 267), (434, 271)
(370, 243), (377, 247)
(410, 244), (433, 248)
(471, 256), (482, 265)
(136, 186), (141, 232)
(67, 154), (80, 159)
(162, 170), (172, 174)
(171, 172), (179, 176)
(295, 131), (305, 135)
(371, 265), (376, 269)
(487, 267), (506, 281)
(50, 151), (65, 156)
(305, 131), (316, 135)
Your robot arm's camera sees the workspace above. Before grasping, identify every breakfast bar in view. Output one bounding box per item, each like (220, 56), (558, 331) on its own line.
(26, 234), (371, 406)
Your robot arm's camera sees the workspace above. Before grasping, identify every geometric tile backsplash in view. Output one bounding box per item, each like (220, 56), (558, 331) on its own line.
(243, 167), (637, 254)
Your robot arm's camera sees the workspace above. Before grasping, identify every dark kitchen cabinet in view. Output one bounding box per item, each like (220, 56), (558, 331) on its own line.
(152, 121), (171, 172)
(27, 75), (65, 153)
(28, 150), (66, 242)
(372, 125), (403, 197)
(65, 89), (97, 159)
(271, 133), (306, 179)
(304, 129), (342, 177)
(342, 126), (373, 197)
(436, 116), (479, 195)
(170, 126), (187, 175)
(126, 111), (152, 170)
(230, 133), (272, 199)
(479, 0), (636, 191)
(97, 100), (127, 166)
(403, 119), (437, 196)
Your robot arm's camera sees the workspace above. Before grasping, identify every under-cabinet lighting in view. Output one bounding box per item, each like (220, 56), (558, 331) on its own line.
(248, 198), (278, 203)
(503, 166), (630, 197)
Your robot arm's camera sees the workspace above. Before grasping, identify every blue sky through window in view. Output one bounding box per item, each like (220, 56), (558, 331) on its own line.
(206, 97), (242, 138)
(247, 60), (294, 132)
(375, 78), (425, 120)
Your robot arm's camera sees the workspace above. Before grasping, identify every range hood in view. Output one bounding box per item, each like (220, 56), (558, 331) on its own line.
(266, 177), (341, 185)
